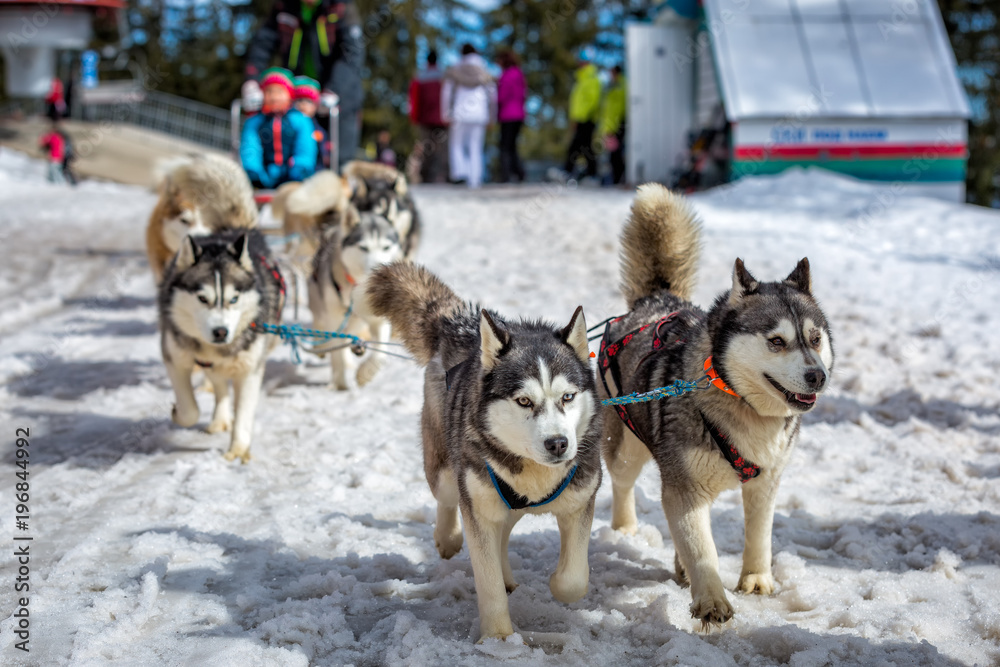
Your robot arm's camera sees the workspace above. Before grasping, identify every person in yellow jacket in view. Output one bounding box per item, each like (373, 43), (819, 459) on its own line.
(562, 49), (602, 179)
(599, 65), (627, 184)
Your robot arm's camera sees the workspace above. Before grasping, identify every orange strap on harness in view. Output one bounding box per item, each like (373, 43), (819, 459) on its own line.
(703, 356), (740, 398)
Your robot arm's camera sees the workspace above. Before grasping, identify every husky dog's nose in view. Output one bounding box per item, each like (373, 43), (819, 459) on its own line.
(212, 327), (229, 343)
(544, 436), (568, 457)
(804, 368), (826, 391)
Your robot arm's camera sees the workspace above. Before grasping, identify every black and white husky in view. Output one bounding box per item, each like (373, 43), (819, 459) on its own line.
(368, 262), (603, 642)
(308, 207), (405, 389)
(158, 229), (284, 463)
(600, 184), (834, 625)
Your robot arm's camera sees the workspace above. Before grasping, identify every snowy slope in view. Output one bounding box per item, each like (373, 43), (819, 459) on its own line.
(1, 150), (998, 666)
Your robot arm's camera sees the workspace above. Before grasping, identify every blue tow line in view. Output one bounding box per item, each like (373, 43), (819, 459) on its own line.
(600, 376), (711, 406)
(250, 321), (362, 364)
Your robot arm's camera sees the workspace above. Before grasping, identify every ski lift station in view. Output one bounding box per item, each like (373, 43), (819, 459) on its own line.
(627, 0), (972, 201)
(0, 0), (123, 98)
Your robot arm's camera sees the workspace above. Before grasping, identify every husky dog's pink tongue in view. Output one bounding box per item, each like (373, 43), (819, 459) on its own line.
(795, 393), (817, 404)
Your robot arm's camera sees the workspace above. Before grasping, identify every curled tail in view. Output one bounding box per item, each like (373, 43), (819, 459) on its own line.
(368, 262), (464, 366)
(619, 183), (702, 307)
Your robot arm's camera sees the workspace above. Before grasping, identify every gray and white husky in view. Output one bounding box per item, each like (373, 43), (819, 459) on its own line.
(158, 229), (284, 463)
(343, 160), (421, 260)
(308, 207), (404, 389)
(368, 262), (602, 642)
(599, 184), (834, 625)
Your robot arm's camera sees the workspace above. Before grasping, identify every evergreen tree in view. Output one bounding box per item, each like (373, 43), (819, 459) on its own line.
(938, 0), (1000, 206)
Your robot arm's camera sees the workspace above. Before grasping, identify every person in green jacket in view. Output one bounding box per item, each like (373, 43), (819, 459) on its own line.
(563, 49), (602, 179)
(599, 65), (627, 184)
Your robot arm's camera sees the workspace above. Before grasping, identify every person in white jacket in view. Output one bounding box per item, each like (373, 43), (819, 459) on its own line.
(441, 44), (496, 188)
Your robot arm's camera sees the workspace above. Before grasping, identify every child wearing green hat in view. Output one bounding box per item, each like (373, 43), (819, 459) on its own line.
(240, 67), (318, 188)
(293, 76), (331, 170)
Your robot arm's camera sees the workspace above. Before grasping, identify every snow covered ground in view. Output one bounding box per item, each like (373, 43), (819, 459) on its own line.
(1, 148), (998, 666)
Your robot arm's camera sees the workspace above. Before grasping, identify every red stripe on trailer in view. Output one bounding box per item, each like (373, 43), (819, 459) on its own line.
(735, 143), (968, 160)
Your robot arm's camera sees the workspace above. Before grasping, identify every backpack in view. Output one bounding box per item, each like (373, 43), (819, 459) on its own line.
(58, 131), (75, 162)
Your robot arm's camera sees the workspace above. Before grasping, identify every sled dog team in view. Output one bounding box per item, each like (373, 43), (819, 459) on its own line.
(147, 155), (834, 640)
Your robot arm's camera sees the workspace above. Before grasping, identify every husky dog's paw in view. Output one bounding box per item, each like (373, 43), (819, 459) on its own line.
(434, 529), (463, 559)
(549, 570), (588, 603)
(505, 581), (518, 595)
(206, 415), (232, 434)
(690, 589), (734, 626)
(356, 357), (382, 387)
(737, 572), (774, 595)
(611, 518), (638, 536)
(223, 447), (252, 464)
(172, 404), (200, 428)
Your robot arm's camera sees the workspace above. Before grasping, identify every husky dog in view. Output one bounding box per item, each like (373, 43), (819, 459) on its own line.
(369, 262), (602, 641)
(599, 184), (834, 625)
(308, 207), (403, 389)
(271, 170), (353, 273)
(342, 160), (421, 260)
(146, 154), (257, 284)
(159, 229), (284, 463)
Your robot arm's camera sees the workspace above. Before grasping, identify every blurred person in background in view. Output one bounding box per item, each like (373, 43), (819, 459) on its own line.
(441, 44), (495, 189)
(562, 48), (601, 182)
(243, 0), (364, 168)
(408, 50), (448, 183)
(375, 129), (397, 168)
(46, 77), (66, 121)
(496, 48), (526, 183)
(599, 65), (627, 185)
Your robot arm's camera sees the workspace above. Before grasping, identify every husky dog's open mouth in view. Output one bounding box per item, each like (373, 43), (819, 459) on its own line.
(765, 375), (817, 409)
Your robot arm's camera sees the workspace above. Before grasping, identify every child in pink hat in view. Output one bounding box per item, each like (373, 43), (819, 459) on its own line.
(293, 76), (331, 170)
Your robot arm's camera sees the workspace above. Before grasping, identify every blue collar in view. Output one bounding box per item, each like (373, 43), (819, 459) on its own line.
(485, 461), (578, 511)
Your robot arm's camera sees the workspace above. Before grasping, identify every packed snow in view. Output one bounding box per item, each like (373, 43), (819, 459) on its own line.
(1, 147), (998, 666)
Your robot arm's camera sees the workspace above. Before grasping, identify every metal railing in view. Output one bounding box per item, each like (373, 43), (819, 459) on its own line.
(84, 87), (232, 151)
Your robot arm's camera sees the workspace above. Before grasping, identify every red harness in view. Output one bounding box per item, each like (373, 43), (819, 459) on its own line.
(598, 313), (761, 484)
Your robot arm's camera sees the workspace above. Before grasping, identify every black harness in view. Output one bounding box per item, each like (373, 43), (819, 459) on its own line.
(598, 314), (761, 484)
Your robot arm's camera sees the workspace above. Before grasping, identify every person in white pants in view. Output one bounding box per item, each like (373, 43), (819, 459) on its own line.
(441, 44), (496, 188)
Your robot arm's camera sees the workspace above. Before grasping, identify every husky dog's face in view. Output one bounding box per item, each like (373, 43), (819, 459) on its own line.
(362, 177), (414, 239)
(162, 200), (210, 254)
(716, 258), (834, 417)
(169, 234), (261, 346)
(480, 308), (596, 466)
(340, 212), (404, 281)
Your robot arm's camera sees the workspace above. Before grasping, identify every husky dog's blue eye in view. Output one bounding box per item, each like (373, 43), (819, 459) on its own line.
(516, 397), (533, 408)
(562, 393), (576, 402)
(768, 336), (785, 348)
(197, 295), (210, 305)
(229, 295), (239, 304)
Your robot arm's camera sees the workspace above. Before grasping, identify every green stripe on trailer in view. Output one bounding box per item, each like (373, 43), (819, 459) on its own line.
(731, 158), (966, 183)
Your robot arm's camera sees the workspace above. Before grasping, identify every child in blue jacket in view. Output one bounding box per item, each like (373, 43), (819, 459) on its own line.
(241, 67), (317, 188)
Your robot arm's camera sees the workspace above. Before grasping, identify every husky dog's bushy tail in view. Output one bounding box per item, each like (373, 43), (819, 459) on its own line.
(368, 262), (465, 366)
(620, 184), (702, 307)
(155, 153), (257, 229)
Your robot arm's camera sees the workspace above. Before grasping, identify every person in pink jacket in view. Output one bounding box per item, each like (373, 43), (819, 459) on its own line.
(496, 49), (526, 183)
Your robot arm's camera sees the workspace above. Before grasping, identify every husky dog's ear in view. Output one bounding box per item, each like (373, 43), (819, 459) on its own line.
(347, 175), (366, 201)
(561, 305), (590, 363)
(230, 233), (253, 271)
(392, 174), (407, 196)
(785, 257), (812, 294)
(175, 235), (200, 271)
(729, 258), (759, 305)
(480, 309), (509, 371)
